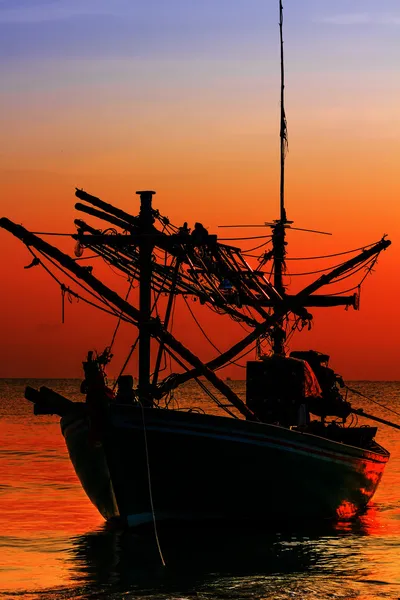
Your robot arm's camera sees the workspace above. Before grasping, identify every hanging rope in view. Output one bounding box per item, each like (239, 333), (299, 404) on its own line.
(29, 246), (124, 319)
(139, 403), (166, 567)
(242, 239), (272, 253)
(219, 235), (273, 241)
(161, 344), (239, 418)
(61, 284), (66, 324)
(285, 241), (380, 261)
(183, 296), (221, 354)
(108, 278), (134, 354)
(112, 335), (139, 391)
(26, 247), (133, 323)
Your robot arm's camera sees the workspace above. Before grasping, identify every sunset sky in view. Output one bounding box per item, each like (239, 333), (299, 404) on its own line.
(0, 0), (399, 380)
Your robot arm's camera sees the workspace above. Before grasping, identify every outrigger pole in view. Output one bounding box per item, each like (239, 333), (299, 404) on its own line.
(0, 212), (390, 403)
(160, 236), (390, 393)
(0, 214), (255, 419)
(351, 408), (400, 432)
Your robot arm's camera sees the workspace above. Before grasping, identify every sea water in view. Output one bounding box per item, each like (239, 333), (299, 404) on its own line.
(1, 379), (400, 600)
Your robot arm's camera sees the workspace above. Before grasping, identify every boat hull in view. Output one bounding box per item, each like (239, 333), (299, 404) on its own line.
(61, 405), (389, 526)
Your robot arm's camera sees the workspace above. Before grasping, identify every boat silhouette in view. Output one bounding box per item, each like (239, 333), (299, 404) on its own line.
(0, 1), (394, 528)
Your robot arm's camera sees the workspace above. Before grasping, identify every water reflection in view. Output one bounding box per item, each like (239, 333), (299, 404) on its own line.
(66, 520), (374, 596)
(2, 380), (400, 599)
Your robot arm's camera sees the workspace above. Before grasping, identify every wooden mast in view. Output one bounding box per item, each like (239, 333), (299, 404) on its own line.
(278, 0), (287, 226)
(137, 190), (155, 406)
(271, 0), (288, 355)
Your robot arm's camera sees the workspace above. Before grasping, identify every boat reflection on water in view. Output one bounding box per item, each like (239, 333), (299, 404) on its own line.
(66, 517), (379, 598)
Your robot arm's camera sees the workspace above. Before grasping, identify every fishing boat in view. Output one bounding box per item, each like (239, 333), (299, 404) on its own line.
(0, 2), (393, 527)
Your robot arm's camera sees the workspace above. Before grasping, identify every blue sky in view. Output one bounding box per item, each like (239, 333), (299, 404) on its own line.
(0, 1), (399, 62)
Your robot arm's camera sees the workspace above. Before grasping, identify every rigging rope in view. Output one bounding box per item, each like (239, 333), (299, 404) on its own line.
(26, 248), (134, 323)
(215, 341), (259, 370)
(242, 239), (272, 253)
(183, 296), (251, 369)
(346, 386), (400, 420)
(161, 344), (239, 418)
(322, 255), (378, 286)
(183, 296), (221, 354)
(108, 277), (134, 354)
(32, 247), (124, 319)
(139, 403), (166, 567)
(285, 241), (380, 261)
(31, 231), (75, 236)
(112, 336), (139, 391)
(219, 235), (272, 241)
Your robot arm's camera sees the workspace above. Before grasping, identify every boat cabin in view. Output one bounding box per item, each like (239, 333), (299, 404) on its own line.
(246, 355), (322, 426)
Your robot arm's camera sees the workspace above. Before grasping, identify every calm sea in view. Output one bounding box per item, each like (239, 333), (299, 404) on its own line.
(1, 379), (400, 600)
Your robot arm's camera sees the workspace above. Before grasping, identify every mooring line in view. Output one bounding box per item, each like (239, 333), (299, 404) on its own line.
(140, 402), (166, 567)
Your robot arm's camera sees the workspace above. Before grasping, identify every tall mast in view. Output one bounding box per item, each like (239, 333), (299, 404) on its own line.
(271, 0), (288, 354)
(279, 0), (287, 225)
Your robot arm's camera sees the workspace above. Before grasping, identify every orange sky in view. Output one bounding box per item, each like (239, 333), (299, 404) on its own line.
(0, 1), (399, 379)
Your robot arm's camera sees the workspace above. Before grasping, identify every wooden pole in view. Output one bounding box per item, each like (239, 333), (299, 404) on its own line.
(351, 408), (400, 432)
(137, 191), (155, 407)
(0, 217), (255, 419)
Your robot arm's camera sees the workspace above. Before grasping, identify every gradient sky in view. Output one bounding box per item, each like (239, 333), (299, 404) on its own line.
(0, 0), (399, 379)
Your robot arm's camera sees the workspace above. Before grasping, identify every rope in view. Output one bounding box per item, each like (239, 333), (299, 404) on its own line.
(74, 254), (101, 262)
(112, 336), (139, 391)
(139, 402), (166, 567)
(194, 376), (238, 418)
(31, 231), (75, 236)
(282, 251), (380, 278)
(242, 239), (272, 253)
(183, 296), (221, 354)
(26, 248), (134, 323)
(183, 296), (249, 369)
(219, 235), (272, 241)
(285, 241), (379, 261)
(323, 256), (378, 286)
(108, 278), (134, 353)
(323, 285), (359, 296)
(346, 386), (400, 420)
(215, 341), (258, 370)
(31, 247), (123, 319)
(161, 345), (239, 418)
(286, 261), (351, 276)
